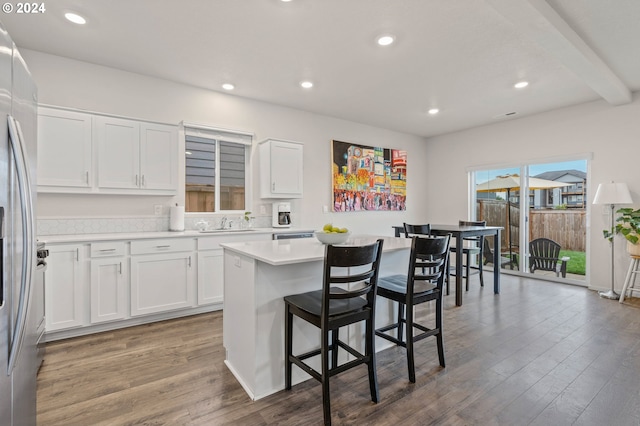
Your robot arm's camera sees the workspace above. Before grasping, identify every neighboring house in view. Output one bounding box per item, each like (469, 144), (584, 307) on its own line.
(532, 170), (587, 208)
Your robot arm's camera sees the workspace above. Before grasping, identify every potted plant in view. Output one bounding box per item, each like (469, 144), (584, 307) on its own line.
(603, 207), (640, 256)
(243, 211), (254, 228)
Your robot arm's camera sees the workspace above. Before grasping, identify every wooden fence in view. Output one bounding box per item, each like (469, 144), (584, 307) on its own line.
(529, 209), (586, 251)
(477, 200), (586, 252)
(186, 185), (245, 212)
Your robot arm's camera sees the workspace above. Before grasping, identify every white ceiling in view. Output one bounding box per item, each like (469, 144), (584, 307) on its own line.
(2, 0), (639, 137)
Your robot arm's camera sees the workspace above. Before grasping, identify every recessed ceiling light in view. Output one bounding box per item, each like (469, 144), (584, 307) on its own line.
(300, 81), (314, 89)
(222, 83), (235, 91)
(376, 35), (395, 46)
(514, 81), (529, 89)
(64, 12), (86, 25)
(428, 108), (440, 115)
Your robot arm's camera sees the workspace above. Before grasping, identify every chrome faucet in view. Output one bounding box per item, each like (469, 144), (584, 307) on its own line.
(220, 216), (228, 229)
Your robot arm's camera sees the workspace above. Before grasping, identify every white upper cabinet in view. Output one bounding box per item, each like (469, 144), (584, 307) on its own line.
(259, 139), (303, 198)
(37, 106), (178, 195)
(96, 117), (178, 192)
(139, 123), (177, 191)
(37, 107), (93, 190)
(95, 116), (140, 190)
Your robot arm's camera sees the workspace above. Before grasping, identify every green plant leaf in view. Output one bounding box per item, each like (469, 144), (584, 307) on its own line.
(606, 207), (640, 244)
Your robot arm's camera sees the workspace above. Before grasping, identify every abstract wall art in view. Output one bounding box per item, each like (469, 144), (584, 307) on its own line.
(331, 140), (407, 212)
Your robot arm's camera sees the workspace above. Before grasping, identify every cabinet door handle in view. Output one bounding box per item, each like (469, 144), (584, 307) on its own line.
(156, 245), (171, 249)
(272, 182), (275, 191)
(85, 171), (89, 183)
(188, 256), (192, 267)
(99, 248), (116, 252)
(119, 262), (122, 275)
(76, 248), (79, 261)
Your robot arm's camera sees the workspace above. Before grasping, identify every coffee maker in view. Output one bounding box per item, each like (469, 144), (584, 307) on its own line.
(272, 202), (291, 228)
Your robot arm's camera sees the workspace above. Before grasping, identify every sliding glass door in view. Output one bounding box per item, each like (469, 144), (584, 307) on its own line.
(474, 166), (521, 272)
(472, 159), (588, 284)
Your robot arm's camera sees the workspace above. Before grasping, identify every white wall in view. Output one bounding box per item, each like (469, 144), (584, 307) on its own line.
(24, 49), (427, 236)
(26, 49), (639, 292)
(424, 93), (640, 292)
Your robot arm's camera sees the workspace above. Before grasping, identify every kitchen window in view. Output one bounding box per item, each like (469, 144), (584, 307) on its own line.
(183, 123), (252, 212)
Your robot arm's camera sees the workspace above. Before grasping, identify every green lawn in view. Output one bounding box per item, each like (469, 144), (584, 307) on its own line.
(559, 250), (585, 275)
(510, 249), (586, 276)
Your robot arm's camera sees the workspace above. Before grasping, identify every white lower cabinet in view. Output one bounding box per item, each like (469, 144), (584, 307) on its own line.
(43, 232), (280, 339)
(90, 242), (128, 324)
(45, 244), (85, 331)
(195, 233), (272, 306)
(130, 250), (195, 317)
(197, 249), (224, 305)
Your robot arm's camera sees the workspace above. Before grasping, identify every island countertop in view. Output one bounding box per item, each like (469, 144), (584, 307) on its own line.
(220, 234), (411, 266)
(221, 233), (412, 400)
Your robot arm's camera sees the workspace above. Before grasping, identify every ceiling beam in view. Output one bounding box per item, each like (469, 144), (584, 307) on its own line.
(486, 0), (632, 105)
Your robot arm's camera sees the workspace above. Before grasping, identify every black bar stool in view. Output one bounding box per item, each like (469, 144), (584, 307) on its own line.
(284, 239), (384, 426)
(375, 234), (450, 382)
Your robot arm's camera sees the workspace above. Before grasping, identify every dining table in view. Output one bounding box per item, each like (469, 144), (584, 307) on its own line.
(392, 224), (503, 306)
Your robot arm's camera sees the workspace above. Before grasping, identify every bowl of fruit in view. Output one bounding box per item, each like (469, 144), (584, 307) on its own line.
(315, 224), (351, 244)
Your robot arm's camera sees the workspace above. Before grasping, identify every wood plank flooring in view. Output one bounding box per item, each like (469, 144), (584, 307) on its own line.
(37, 275), (640, 425)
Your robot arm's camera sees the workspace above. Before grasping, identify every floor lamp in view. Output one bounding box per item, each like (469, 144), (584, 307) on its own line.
(593, 182), (633, 299)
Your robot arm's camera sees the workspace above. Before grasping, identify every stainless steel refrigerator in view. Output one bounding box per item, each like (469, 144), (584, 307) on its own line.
(0, 20), (40, 426)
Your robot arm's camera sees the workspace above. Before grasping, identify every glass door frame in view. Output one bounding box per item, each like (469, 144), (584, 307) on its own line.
(468, 153), (592, 286)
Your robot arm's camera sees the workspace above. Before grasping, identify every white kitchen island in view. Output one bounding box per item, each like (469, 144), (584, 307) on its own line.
(220, 235), (412, 400)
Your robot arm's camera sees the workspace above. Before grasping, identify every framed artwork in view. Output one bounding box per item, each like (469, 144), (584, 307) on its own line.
(331, 140), (406, 212)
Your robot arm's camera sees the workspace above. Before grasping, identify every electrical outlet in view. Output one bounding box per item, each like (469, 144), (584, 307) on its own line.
(259, 205), (266, 215)
(154, 205), (162, 215)
(323, 205), (329, 213)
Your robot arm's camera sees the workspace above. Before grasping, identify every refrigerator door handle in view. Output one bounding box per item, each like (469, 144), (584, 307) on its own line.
(7, 115), (35, 376)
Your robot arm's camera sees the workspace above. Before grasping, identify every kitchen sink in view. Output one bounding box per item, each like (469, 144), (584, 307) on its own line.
(198, 229), (256, 233)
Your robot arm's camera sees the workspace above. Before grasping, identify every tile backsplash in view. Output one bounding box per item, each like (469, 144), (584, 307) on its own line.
(37, 215), (272, 236)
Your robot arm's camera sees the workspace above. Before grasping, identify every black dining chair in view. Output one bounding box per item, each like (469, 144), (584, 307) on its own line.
(403, 222), (431, 237)
(398, 223), (435, 333)
(375, 234), (450, 382)
(450, 220), (486, 291)
(284, 239), (384, 426)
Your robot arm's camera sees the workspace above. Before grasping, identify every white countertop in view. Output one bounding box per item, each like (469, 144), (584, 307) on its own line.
(220, 234), (412, 266)
(39, 228), (314, 244)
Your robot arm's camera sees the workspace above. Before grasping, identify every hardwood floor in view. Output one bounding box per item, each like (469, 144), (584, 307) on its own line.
(37, 275), (640, 425)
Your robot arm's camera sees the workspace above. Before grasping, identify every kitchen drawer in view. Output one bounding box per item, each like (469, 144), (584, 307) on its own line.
(131, 238), (195, 255)
(198, 236), (223, 251)
(91, 242), (127, 257)
(198, 233), (272, 251)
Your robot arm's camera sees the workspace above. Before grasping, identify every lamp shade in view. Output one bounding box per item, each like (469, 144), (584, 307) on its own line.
(593, 182), (633, 205)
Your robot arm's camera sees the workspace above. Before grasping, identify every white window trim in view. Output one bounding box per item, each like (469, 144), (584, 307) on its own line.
(182, 121), (253, 145)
